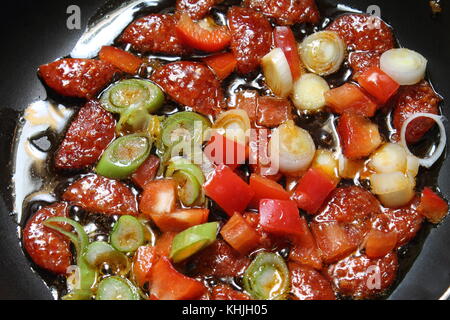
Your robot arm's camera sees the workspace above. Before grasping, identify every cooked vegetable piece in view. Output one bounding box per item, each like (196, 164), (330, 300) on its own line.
(326, 14), (394, 52)
(259, 199), (304, 236)
(227, 7), (272, 74)
(204, 165), (255, 216)
(300, 31), (346, 76)
(220, 212), (260, 254)
(96, 134), (151, 179)
(205, 132), (247, 169)
(131, 155), (160, 188)
(54, 100), (116, 170)
(213, 109), (251, 145)
(380, 48), (427, 85)
(261, 48), (293, 98)
(311, 149), (339, 182)
(364, 214), (397, 259)
(151, 209), (210, 233)
(357, 66), (399, 104)
(62, 175), (138, 216)
(38, 58), (117, 99)
(256, 96), (292, 128)
(110, 216), (145, 252)
(269, 120), (316, 173)
(292, 73), (330, 111)
(170, 222), (219, 263)
(151, 61), (224, 116)
(243, 252), (290, 300)
(325, 83), (377, 117)
(139, 179), (177, 217)
(120, 14), (190, 55)
(150, 256), (207, 300)
(273, 26), (302, 80)
(249, 174), (290, 208)
(368, 143), (407, 174)
(132, 245), (157, 287)
(349, 50), (382, 80)
(203, 52), (237, 80)
(417, 188), (448, 223)
(99, 46), (143, 74)
(101, 79), (164, 114)
(22, 203), (72, 274)
(293, 167), (337, 214)
(337, 112), (382, 160)
(96, 276), (140, 300)
(243, 0), (320, 25)
(84, 241), (130, 275)
(289, 263), (335, 300)
(176, 14), (231, 52)
(370, 172), (415, 208)
(289, 216), (322, 270)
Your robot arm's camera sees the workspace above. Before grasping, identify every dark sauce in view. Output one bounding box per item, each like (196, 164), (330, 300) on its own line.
(12, 0), (446, 300)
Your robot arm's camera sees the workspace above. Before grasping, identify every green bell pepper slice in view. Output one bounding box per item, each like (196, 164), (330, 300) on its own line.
(170, 222), (219, 263)
(110, 215), (145, 253)
(243, 252), (290, 300)
(96, 134), (151, 179)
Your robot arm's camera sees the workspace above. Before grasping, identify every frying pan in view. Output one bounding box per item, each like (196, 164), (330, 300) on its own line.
(0, 0), (449, 300)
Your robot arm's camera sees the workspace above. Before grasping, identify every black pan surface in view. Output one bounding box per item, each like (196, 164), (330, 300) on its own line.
(0, 0), (449, 300)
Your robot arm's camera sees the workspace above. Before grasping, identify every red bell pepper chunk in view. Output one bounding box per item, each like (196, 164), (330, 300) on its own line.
(139, 179), (177, 226)
(99, 46), (143, 74)
(155, 232), (177, 258)
(249, 174), (290, 208)
(259, 199), (304, 236)
(176, 13), (231, 52)
(293, 168), (337, 215)
(337, 112), (382, 160)
(132, 246), (157, 287)
(151, 209), (210, 233)
(325, 83), (378, 117)
(204, 132), (247, 169)
(150, 256), (207, 300)
(220, 212), (261, 254)
(203, 52), (237, 80)
(273, 26), (302, 80)
(417, 187), (449, 223)
(131, 155), (160, 189)
(357, 66), (400, 104)
(204, 165), (254, 216)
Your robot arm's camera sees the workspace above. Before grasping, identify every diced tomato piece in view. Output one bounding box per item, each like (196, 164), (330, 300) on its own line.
(311, 222), (355, 264)
(365, 229), (397, 259)
(176, 14), (231, 52)
(203, 52), (237, 80)
(273, 26), (302, 80)
(211, 284), (251, 300)
(327, 252), (398, 299)
(204, 165), (254, 216)
(256, 96), (293, 128)
(22, 203), (72, 274)
(289, 263), (335, 300)
(337, 112), (382, 160)
(357, 66), (399, 104)
(349, 50), (382, 80)
(150, 257), (207, 300)
(249, 174), (290, 208)
(293, 168), (337, 214)
(204, 132), (247, 170)
(259, 199), (304, 236)
(139, 180), (178, 227)
(131, 155), (160, 189)
(325, 83), (378, 117)
(99, 46), (143, 74)
(62, 175), (138, 215)
(54, 100), (116, 170)
(133, 246), (157, 287)
(155, 232), (177, 257)
(189, 240), (250, 277)
(152, 209), (209, 232)
(220, 212), (260, 254)
(417, 187), (449, 223)
(38, 59), (117, 99)
(289, 216), (322, 270)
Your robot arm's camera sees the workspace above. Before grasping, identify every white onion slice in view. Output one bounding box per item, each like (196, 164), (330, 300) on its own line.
(291, 73), (330, 111)
(369, 143), (407, 174)
(380, 48), (427, 85)
(400, 112), (446, 168)
(261, 48), (293, 98)
(269, 120), (316, 173)
(299, 31), (346, 76)
(213, 109), (251, 145)
(370, 172), (415, 208)
(312, 149), (339, 180)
